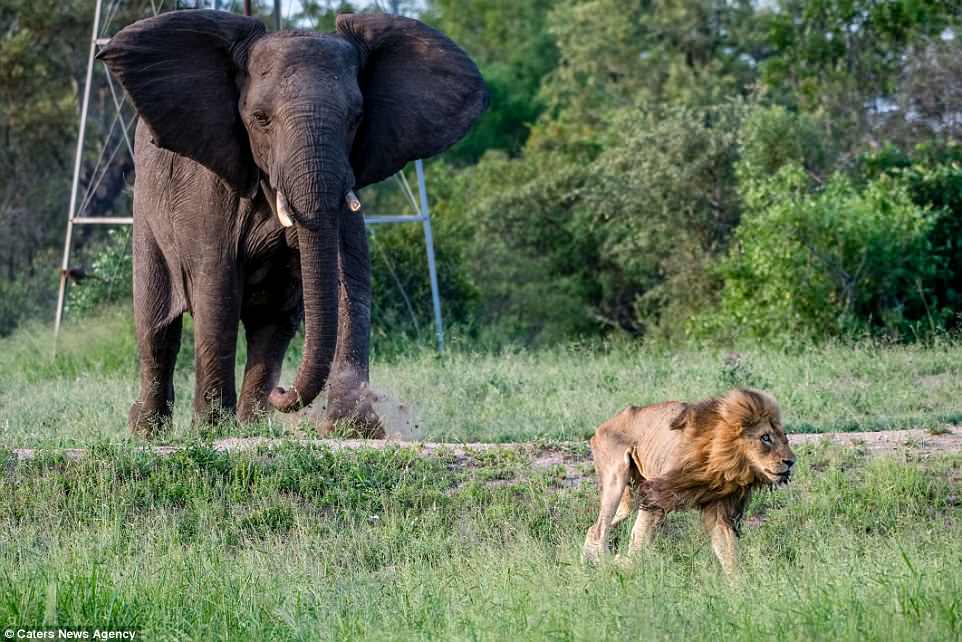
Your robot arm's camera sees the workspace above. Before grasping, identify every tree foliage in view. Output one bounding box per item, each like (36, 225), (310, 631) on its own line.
(4, 0), (962, 346)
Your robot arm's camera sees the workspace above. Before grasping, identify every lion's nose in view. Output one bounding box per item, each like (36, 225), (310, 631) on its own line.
(783, 458), (795, 469)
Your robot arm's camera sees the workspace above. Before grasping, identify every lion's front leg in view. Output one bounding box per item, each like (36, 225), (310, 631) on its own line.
(703, 501), (738, 576)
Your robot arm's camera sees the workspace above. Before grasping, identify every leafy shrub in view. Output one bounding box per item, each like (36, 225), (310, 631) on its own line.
(368, 218), (479, 347)
(66, 227), (133, 317)
(0, 249), (58, 337)
(859, 144), (962, 328)
(736, 104), (836, 183)
(354, 162), (482, 352)
(692, 166), (939, 342)
(898, 162), (962, 327)
(458, 149), (600, 343)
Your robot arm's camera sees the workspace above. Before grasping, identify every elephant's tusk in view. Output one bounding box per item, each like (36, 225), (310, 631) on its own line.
(276, 191), (294, 228)
(345, 190), (362, 213)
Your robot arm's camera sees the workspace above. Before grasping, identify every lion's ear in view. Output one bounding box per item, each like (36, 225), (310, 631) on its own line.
(679, 398), (724, 434)
(670, 405), (690, 431)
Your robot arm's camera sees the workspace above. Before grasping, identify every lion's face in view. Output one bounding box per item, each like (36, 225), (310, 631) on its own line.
(741, 419), (795, 484)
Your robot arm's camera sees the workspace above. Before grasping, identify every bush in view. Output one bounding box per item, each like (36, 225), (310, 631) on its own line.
(859, 144), (962, 328)
(899, 162), (962, 327)
(692, 166), (939, 342)
(0, 249), (59, 337)
(344, 161), (483, 352)
(65, 227), (133, 318)
(459, 149), (600, 343)
(368, 218), (479, 348)
(736, 104), (836, 185)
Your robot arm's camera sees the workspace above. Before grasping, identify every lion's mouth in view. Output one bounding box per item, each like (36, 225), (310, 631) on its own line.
(765, 468), (792, 485)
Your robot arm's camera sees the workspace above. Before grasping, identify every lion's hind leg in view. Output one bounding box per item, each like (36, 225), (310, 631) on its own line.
(583, 468), (628, 563)
(610, 452), (643, 537)
(627, 508), (665, 554)
(583, 437), (636, 563)
(611, 486), (636, 528)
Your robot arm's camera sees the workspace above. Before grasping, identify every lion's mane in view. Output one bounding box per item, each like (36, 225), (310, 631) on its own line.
(636, 388), (781, 512)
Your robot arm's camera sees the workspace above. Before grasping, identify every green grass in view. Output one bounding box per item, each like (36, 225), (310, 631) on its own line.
(1, 310), (962, 640)
(1, 309), (960, 447)
(1, 442), (961, 641)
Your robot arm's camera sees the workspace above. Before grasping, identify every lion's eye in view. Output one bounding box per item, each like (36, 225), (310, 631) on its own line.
(760, 433), (773, 446)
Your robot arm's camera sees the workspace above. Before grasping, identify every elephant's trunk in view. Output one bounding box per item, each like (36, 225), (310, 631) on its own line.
(269, 211), (340, 413)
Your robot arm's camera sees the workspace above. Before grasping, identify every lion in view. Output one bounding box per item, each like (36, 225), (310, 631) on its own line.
(582, 388), (795, 574)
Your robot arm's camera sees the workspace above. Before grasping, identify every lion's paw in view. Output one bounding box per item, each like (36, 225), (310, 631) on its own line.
(582, 543), (604, 565)
(613, 553), (638, 569)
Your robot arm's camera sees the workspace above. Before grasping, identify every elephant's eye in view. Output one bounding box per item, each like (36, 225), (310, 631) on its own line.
(252, 111), (270, 127)
(348, 112), (362, 132)
(760, 433), (773, 446)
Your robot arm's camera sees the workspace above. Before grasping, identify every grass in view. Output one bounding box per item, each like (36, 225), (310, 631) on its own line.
(1, 309), (961, 640)
(1, 308), (961, 447)
(1, 442), (961, 641)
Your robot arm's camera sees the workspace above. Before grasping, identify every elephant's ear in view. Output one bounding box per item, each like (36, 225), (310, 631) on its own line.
(336, 13), (488, 188)
(97, 10), (265, 195)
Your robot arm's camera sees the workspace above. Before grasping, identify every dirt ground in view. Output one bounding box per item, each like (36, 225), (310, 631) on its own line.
(11, 427), (962, 482)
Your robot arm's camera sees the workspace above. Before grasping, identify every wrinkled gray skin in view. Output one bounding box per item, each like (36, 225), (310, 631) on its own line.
(98, 10), (487, 436)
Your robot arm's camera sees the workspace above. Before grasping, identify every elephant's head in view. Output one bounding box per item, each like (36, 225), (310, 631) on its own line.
(98, 10), (487, 412)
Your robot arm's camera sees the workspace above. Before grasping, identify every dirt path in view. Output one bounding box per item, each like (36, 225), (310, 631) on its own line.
(10, 427), (962, 468)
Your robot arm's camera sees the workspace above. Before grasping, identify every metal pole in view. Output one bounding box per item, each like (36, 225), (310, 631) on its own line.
(55, 0), (104, 342)
(415, 159), (444, 352)
(273, 0), (281, 30)
(243, 0), (252, 16)
(104, 71), (134, 157)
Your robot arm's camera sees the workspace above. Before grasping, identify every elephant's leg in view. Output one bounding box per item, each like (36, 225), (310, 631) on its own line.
(130, 228), (183, 438)
(191, 287), (240, 425)
(237, 315), (297, 423)
(130, 316), (183, 438)
(323, 209), (381, 437)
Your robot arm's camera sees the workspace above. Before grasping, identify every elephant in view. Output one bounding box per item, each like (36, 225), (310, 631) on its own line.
(97, 9), (487, 436)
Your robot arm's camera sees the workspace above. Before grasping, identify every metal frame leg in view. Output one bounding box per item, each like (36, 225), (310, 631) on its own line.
(54, 0), (104, 344)
(415, 160), (444, 352)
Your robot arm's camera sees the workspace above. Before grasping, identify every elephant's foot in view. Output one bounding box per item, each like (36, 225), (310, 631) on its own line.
(191, 396), (239, 435)
(320, 368), (384, 439)
(236, 395), (269, 425)
(322, 386), (384, 438)
(128, 400), (172, 439)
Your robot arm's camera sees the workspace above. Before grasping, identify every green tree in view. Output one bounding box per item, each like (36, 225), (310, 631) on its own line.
(423, 0), (559, 162)
(759, 0), (957, 143)
(454, 103), (746, 342)
(574, 103), (746, 336)
(533, 0), (761, 151)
